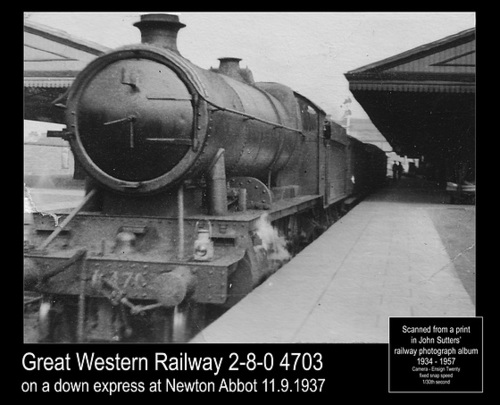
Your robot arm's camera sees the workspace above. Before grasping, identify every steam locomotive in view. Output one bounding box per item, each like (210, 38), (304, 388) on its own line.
(24, 14), (387, 342)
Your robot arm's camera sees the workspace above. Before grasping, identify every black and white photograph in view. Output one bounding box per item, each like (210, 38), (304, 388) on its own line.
(22, 11), (479, 396)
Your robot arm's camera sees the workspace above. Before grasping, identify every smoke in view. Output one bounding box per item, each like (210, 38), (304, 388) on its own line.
(254, 213), (291, 264)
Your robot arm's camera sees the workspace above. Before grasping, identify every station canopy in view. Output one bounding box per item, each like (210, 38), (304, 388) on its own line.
(24, 19), (110, 123)
(345, 28), (475, 160)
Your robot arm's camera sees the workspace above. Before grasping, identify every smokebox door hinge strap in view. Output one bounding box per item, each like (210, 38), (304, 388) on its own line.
(103, 116), (137, 149)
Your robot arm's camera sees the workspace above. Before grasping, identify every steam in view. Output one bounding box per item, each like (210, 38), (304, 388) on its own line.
(24, 184), (60, 227)
(254, 213), (291, 264)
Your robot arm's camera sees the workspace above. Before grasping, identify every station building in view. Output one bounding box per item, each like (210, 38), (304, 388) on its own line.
(345, 28), (475, 187)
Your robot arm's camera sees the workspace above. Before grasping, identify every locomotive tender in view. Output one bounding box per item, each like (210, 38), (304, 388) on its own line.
(24, 14), (387, 342)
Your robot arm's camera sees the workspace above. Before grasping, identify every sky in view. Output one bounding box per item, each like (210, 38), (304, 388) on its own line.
(25, 11), (475, 122)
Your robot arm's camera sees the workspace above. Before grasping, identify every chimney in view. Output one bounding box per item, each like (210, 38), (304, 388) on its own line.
(217, 57), (242, 78)
(134, 13), (186, 54)
(216, 57), (255, 84)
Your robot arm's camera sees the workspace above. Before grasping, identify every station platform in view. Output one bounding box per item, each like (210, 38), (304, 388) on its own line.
(191, 177), (475, 343)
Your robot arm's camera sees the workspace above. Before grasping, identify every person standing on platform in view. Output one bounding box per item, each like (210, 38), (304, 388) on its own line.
(392, 161), (398, 182)
(397, 162), (403, 180)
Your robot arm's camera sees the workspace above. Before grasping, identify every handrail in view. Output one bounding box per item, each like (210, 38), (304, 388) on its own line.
(199, 94), (304, 136)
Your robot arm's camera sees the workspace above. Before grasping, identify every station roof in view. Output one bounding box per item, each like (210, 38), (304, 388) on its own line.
(345, 28), (475, 158)
(345, 28), (475, 94)
(24, 19), (109, 87)
(24, 19), (110, 122)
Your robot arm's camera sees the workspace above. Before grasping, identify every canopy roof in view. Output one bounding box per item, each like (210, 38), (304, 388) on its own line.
(345, 28), (475, 95)
(24, 19), (110, 122)
(345, 28), (475, 160)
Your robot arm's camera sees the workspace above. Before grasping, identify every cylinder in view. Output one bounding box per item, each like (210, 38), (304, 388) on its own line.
(24, 249), (88, 289)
